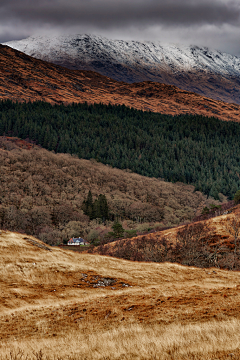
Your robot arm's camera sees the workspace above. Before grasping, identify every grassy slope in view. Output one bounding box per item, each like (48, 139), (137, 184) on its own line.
(1, 230), (240, 359)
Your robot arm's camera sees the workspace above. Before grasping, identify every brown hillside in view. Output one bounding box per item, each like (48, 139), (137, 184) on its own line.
(0, 45), (240, 122)
(1, 230), (240, 359)
(92, 206), (240, 271)
(0, 136), (215, 245)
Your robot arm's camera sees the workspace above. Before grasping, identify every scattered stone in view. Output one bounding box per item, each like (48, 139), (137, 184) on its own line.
(76, 273), (132, 289)
(24, 237), (52, 251)
(105, 311), (111, 319)
(102, 278), (116, 286)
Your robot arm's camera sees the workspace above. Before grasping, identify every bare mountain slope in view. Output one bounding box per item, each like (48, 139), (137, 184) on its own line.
(4, 34), (240, 104)
(0, 44), (240, 122)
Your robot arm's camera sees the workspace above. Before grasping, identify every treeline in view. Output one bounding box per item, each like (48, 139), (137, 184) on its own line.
(193, 200), (235, 222)
(1, 100), (240, 198)
(0, 202), (88, 245)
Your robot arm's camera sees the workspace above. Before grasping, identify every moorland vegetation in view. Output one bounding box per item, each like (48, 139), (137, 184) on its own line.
(1, 100), (240, 199)
(1, 231), (240, 359)
(94, 213), (240, 271)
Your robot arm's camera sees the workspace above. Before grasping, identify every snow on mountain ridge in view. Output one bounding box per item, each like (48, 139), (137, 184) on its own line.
(4, 34), (240, 76)
(3, 34), (240, 104)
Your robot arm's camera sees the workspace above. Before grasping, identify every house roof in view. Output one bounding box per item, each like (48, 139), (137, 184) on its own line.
(68, 237), (86, 243)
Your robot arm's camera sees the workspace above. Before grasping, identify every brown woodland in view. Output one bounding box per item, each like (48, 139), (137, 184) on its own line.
(0, 136), (216, 244)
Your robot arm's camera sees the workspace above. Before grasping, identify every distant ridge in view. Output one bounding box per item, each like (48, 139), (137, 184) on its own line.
(0, 44), (240, 122)
(4, 34), (240, 104)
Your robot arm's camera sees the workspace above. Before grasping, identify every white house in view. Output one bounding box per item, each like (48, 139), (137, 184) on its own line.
(67, 237), (89, 246)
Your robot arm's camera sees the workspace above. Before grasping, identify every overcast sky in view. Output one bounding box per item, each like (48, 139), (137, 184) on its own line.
(1, 0), (240, 56)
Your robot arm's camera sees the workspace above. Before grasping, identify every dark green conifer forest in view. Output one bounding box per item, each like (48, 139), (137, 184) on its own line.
(82, 191), (109, 221)
(0, 99), (240, 199)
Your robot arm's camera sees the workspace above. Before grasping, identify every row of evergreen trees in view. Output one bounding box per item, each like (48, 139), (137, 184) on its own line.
(1, 99), (240, 199)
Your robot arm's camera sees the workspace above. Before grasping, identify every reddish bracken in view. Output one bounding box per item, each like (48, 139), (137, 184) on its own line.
(0, 44), (240, 123)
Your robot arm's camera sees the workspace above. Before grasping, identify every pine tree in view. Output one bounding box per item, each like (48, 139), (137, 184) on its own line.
(234, 190), (240, 204)
(112, 222), (124, 238)
(82, 191), (94, 219)
(98, 194), (109, 221)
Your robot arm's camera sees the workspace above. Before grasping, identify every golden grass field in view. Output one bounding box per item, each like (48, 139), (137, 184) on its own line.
(1, 230), (240, 359)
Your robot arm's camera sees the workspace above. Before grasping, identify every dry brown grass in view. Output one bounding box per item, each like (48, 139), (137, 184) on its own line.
(2, 320), (240, 359)
(1, 230), (240, 358)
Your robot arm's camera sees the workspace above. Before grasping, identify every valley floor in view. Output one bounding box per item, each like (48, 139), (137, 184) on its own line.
(0, 231), (240, 359)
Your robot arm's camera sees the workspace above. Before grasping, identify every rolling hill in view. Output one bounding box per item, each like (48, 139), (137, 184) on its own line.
(1, 101), (240, 200)
(0, 136), (210, 245)
(2, 34), (240, 360)
(92, 204), (240, 271)
(1, 229), (240, 359)
(4, 33), (240, 104)
(0, 44), (240, 122)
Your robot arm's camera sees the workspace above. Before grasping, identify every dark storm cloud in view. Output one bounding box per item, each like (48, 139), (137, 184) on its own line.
(0, 0), (240, 56)
(0, 0), (240, 28)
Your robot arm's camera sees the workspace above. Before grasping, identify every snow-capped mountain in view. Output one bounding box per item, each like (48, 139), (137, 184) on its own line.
(3, 34), (240, 104)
